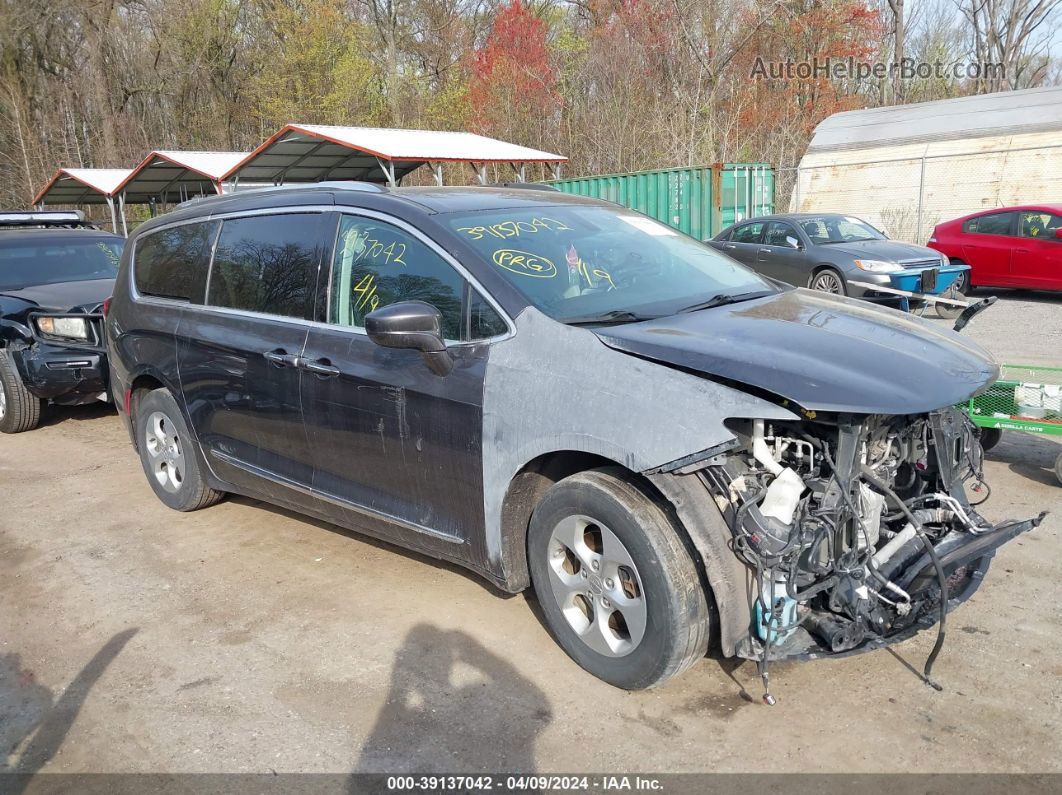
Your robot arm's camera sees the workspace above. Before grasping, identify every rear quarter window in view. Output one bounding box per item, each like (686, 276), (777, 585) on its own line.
(963, 212), (1014, 236)
(134, 221), (219, 302)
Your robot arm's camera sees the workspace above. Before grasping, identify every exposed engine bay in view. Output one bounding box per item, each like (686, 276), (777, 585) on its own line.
(699, 407), (1046, 702)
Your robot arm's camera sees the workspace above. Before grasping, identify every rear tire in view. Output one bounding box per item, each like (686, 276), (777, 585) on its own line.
(135, 388), (223, 511)
(1054, 452), (1061, 487)
(809, 268), (847, 295)
(0, 350), (42, 434)
(527, 467), (710, 690)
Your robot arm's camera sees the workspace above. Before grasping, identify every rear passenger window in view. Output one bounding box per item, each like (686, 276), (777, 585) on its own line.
(208, 214), (323, 319)
(330, 215), (465, 340)
(134, 221), (218, 302)
(964, 212), (1014, 236)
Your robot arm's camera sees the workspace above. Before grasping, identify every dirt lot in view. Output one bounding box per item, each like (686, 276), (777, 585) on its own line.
(2, 292), (1060, 777)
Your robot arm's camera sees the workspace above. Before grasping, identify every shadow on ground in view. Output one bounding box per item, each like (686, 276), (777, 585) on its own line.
(0, 629), (137, 792)
(351, 624), (551, 778)
(988, 432), (1062, 488)
(37, 401), (115, 429)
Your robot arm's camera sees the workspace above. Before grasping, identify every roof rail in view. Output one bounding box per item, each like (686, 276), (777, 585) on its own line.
(174, 180), (389, 210)
(0, 210), (98, 229)
(487, 182), (559, 191)
(225, 181), (388, 195)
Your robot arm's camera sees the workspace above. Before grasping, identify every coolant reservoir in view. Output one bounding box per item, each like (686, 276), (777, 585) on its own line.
(760, 467), (804, 526)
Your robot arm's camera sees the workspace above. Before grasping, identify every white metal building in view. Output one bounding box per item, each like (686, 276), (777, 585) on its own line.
(790, 85), (1062, 242)
(115, 150), (248, 205)
(32, 168), (132, 232)
(223, 124), (567, 187)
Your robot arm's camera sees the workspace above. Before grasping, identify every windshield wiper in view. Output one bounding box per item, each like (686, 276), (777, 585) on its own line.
(563, 310), (656, 326)
(676, 290), (773, 313)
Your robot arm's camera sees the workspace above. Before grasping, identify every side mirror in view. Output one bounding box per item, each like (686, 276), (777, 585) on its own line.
(1054, 228), (1062, 240)
(365, 301), (453, 376)
(785, 236), (802, 250)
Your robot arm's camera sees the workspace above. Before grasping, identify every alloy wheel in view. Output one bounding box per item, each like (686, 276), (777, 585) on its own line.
(144, 410), (185, 493)
(0, 383), (6, 420)
(545, 514), (647, 657)
(811, 271), (844, 293)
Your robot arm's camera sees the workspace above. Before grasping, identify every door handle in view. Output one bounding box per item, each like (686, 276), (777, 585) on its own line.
(723, 243), (737, 249)
(759, 248), (772, 254)
(1015, 248), (1028, 254)
(302, 358), (340, 378)
(263, 350), (301, 368)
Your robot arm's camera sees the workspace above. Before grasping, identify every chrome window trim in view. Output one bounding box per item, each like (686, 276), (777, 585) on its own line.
(129, 203), (515, 347)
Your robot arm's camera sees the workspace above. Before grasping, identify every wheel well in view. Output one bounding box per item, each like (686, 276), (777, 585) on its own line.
(498, 451), (674, 592)
(127, 374), (166, 438)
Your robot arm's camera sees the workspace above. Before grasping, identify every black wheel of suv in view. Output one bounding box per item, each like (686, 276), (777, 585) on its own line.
(0, 350), (42, 434)
(978, 427), (1002, 452)
(527, 467), (710, 690)
(135, 388), (224, 511)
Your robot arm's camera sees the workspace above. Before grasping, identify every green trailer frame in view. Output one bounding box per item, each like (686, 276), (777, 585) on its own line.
(962, 363), (1062, 485)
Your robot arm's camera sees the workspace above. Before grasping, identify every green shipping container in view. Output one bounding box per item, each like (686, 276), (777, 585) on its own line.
(546, 163), (774, 240)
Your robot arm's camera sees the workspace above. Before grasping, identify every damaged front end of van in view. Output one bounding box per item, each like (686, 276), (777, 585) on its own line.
(594, 290), (1047, 702)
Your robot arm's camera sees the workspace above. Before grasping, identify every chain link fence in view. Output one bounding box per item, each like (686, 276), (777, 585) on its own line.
(774, 143), (1062, 244)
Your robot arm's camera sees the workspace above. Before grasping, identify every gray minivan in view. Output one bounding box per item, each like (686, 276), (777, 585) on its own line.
(105, 183), (1042, 699)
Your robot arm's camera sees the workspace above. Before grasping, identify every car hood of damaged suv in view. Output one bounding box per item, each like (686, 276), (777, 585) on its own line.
(0, 278), (115, 313)
(593, 288), (998, 415)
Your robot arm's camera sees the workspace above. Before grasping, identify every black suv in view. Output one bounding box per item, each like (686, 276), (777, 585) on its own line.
(0, 211), (123, 432)
(106, 183), (1042, 694)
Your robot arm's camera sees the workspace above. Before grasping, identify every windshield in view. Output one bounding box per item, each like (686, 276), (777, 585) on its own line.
(0, 236), (122, 291)
(799, 216), (886, 245)
(447, 206), (774, 322)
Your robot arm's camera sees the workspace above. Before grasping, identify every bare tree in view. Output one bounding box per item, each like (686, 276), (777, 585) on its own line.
(959, 0), (1060, 90)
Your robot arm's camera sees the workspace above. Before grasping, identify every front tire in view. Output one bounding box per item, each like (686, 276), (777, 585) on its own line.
(809, 268), (847, 295)
(978, 427), (1002, 452)
(0, 350), (42, 434)
(527, 468), (710, 690)
(135, 388), (223, 511)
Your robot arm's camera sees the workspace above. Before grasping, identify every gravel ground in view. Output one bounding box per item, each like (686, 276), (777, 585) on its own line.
(1, 292), (1060, 779)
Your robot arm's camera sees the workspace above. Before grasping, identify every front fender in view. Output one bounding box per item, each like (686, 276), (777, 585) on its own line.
(480, 307), (795, 585)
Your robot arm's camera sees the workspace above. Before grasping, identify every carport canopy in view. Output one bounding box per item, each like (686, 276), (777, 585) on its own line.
(33, 168), (132, 206)
(115, 150), (247, 204)
(223, 124), (567, 186)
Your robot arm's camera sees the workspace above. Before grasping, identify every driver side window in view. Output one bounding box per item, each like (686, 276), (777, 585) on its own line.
(331, 215), (466, 340)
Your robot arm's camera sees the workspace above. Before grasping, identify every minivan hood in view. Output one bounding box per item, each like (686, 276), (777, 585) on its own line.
(826, 239), (942, 262)
(594, 289), (998, 414)
(0, 278), (114, 312)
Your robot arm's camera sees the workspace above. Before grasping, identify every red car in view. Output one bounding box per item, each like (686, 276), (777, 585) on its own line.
(927, 204), (1062, 292)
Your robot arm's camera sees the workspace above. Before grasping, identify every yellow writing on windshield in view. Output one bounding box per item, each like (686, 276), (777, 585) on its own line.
(492, 249), (558, 278)
(458, 216), (573, 241)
